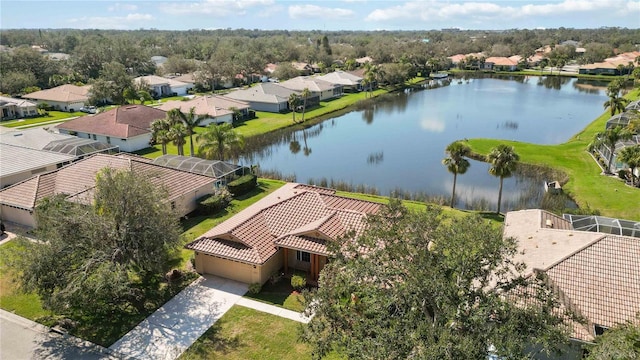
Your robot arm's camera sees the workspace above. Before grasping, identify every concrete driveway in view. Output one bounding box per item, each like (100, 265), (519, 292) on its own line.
(109, 275), (248, 360)
(0, 310), (113, 360)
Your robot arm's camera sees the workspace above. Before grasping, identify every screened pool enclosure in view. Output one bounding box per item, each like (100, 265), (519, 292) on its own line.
(152, 155), (245, 184)
(563, 214), (640, 238)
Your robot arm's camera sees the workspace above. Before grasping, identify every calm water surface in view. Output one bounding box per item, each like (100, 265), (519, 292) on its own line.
(241, 76), (608, 210)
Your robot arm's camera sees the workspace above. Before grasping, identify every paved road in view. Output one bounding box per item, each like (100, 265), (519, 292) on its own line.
(0, 310), (113, 360)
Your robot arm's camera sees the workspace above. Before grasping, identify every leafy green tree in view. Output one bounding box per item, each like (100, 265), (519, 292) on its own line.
(300, 87), (311, 123)
(618, 145), (640, 186)
(197, 123), (245, 161)
(18, 168), (182, 316)
(0, 71), (37, 95)
(487, 144), (520, 214)
(590, 126), (633, 174)
(288, 93), (300, 123)
(442, 141), (471, 208)
(585, 318), (640, 360)
(303, 200), (571, 360)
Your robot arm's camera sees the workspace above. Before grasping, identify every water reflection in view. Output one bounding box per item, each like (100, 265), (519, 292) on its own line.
(241, 76), (606, 211)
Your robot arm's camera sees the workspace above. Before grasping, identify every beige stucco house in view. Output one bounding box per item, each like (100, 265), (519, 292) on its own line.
(22, 84), (91, 112)
(0, 153), (215, 228)
(186, 183), (381, 285)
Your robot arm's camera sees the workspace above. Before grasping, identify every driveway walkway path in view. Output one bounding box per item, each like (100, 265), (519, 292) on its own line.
(108, 275), (248, 360)
(236, 298), (311, 323)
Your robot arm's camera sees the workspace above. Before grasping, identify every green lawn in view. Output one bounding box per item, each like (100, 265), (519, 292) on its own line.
(0, 178), (285, 347)
(0, 111), (84, 128)
(180, 306), (344, 360)
(465, 88), (640, 221)
(244, 278), (306, 312)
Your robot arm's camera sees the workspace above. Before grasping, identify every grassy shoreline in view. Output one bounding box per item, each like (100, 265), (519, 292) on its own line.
(464, 88), (640, 221)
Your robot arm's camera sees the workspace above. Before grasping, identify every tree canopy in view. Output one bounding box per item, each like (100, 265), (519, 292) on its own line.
(17, 168), (182, 317)
(303, 200), (571, 360)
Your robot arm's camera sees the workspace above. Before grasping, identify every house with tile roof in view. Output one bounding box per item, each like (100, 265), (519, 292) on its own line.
(0, 128), (117, 187)
(56, 104), (166, 152)
(134, 75), (193, 97)
(22, 84), (91, 112)
(0, 153), (215, 227)
(317, 71), (363, 92)
(504, 209), (640, 353)
(225, 83), (319, 113)
(279, 76), (343, 101)
(0, 96), (38, 120)
(483, 56), (519, 71)
(157, 95), (251, 125)
(186, 182), (381, 285)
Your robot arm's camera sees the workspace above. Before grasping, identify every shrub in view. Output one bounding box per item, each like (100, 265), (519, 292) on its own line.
(248, 282), (262, 295)
(618, 169), (628, 180)
(269, 271), (283, 285)
(227, 174), (257, 196)
(291, 274), (306, 291)
(198, 188), (232, 214)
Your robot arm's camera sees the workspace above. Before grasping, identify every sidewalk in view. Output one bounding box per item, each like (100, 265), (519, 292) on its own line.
(236, 297), (311, 323)
(108, 275), (248, 360)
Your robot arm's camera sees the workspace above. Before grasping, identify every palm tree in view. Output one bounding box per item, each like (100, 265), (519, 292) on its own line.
(300, 88), (311, 123)
(302, 128), (312, 157)
(174, 107), (207, 157)
(288, 94), (300, 123)
(618, 145), (640, 186)
(168, 122), (188, 156)
(442, 141), (471, 208)
(589, 126), (633, 174)
(538, 58), (549, 76)
(604, 92), (629, 116)
(150, 119), (172, 155)
(197, 123), (245, 161)
(487, 144), (520, 214)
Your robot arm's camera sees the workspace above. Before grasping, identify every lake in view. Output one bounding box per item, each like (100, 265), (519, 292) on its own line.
(240, 75), (609, 211)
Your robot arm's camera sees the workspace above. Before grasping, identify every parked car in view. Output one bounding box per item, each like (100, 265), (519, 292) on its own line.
(79, 106), (97, 114)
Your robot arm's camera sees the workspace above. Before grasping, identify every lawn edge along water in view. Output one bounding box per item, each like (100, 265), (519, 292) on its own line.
(464, 88), (640, 221)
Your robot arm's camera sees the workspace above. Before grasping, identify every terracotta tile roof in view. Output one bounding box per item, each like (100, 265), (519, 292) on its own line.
(540, 211), (573, 231)
(544, 235), (640, 341)
(23, 84), (90, 103)
(505, 209), (640, 342)
(485, 57), (518, 66)
(157, 95), (249, 118)
(56, 105), (166, 138)
(185, 183), (381, 264)
(0, 153), (214, 210)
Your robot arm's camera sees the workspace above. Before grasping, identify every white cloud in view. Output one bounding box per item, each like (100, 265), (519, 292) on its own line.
(289, 4), (355, 19)
(67, 13), (154, 30)
(159, 0), (274, 16)
(108, 3), (138, 12)
(419, 118), (445, 133)
(365, 0), (636, 24)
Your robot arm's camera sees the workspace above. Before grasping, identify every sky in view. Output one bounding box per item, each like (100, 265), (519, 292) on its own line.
(1, 0), (639, 31)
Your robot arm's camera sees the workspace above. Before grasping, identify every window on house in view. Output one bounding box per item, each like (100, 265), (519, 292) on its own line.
(296, 251), (310, 263)
(106, 136), (111, 144)
(92, 134), (97, 140)
(594, 324), (608, 336)
(170, 201), (176, 210)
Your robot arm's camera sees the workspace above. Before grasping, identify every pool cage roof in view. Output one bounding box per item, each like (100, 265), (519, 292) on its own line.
(605, 112), (636, 129)
(43, 138), (118, 156)
(626, 100), (640, 111)
(152, 155), (242, 179)
(563, 214), (640, 239)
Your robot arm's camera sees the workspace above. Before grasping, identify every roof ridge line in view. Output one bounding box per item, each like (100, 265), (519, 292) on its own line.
(541, 234), (608, 272)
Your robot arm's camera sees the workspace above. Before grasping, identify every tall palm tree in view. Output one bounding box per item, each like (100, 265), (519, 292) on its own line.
(603, 93), (629, 116)
(590, 126), (633, 174)
(487, 144), (520, 214)
(300, 88), (311, 123)
(618, 145), (640, 186)
(173, 107), (207, 157)
(168, 122), (188, 156)
(150, 119), (172, 155)
(442, 141), (471, 208)
(196, 123), (245, 161)
(288, 94), (300, 123)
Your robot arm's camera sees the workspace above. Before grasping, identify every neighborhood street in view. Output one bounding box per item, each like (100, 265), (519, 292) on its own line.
(0, 310), (113, 360)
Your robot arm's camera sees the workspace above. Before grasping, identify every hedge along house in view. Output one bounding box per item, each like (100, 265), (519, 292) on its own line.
(0, 153), (215, 228)
(186, 183), (381, 285)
